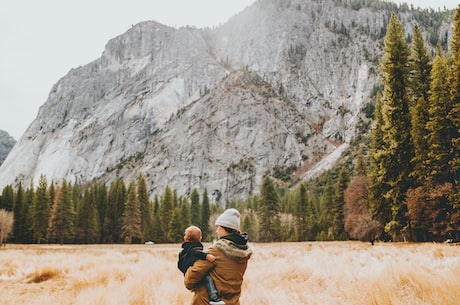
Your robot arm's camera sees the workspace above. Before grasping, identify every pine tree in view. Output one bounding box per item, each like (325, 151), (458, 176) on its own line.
(190, 188), (200, 226)
(369, 95), (392, 227)
(257, 176), (281, 242)
(168, 207), (182, 242)
(104, 178), (126, 243)
(47, 179), (75, 244)
(151, 195), (162, 242)
(32, 175), (50, 244)
(23, 182), (35, 243)
(295, 184), (309, 241)
(409, 24), (432, 185)
(137, 174), (152, 242)
(320, 176), (335, 239)
(160, 186), (174, 242)
(121, 182), (142, 244)
(1, 184), (14, 211)
(448, 6), (460, 203)
(13, 183), (25, 243)
(370, 13), (413, 240)
(409, 24), (432, 105)
(200, 189), (211, 241)
(76, 186), (100, 243)
(331, 167), (349, 239)
(426, 52), (452, 183)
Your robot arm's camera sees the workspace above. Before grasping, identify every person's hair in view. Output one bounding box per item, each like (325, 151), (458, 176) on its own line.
(222, 226), (240, 234)
(184, 226), (202, 242)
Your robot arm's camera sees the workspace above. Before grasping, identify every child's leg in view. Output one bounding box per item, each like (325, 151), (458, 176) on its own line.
(203, 275), (221, 301)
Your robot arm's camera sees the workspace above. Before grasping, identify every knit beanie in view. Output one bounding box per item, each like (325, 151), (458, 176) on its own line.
(215, 208), (241, 230)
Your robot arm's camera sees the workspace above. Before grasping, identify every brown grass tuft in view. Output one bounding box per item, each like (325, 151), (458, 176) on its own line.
(27, 267), (61, 283)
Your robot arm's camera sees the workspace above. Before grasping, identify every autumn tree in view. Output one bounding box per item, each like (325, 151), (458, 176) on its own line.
(0, 209), (14, 246)
(344, 175), (382, 245)
(405, 182), (453, 241)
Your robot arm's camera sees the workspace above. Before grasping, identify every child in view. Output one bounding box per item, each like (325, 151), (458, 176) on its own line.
(178, 225), (225, 305)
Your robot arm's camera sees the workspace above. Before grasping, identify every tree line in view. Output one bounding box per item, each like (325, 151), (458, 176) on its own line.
(1, 8), (460, 245)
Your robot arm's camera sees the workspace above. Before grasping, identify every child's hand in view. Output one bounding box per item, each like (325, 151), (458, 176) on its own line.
(206, 254), (216, 263)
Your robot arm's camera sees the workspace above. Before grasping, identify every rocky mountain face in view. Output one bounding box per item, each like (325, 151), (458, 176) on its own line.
(0, 0), (453, 199)
(0, 130), (15, 166)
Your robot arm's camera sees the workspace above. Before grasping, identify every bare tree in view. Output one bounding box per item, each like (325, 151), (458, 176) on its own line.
(0, 209), (14, 246)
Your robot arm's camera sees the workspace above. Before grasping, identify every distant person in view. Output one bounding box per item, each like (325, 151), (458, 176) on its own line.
(184, 208), (253, 305)
(178, 225), (225, 305)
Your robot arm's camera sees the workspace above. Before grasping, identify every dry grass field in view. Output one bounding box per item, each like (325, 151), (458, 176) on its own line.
(1, 242), (459, 305)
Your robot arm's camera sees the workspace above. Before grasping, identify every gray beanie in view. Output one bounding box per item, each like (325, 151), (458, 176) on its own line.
(215, 208), (241, 230)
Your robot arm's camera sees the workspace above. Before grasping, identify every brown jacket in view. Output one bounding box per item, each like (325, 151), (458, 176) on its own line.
(184, 233), (253, 305)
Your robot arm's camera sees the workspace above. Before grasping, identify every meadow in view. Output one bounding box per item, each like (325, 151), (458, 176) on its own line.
(0, 242), (459, 305)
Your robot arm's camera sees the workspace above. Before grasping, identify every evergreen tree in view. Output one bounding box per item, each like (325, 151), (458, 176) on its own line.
(168, 207), (182, 242)
(320, 176), (335, 239)
(371, 13), (413, 240)
(369, 95), (392, 227)
(121, 182), (142, 244)
(76, 186), (100, 243)
(94, 182), (108, 242)
(257, 176), (281, 242)
(151, 195), (162, 242)
(200, 189), (211, 241)
(23, 182), (35, 243)
(137, 174), (152, 242)
(190, 188), (201, 226)
(47, 179), (75, 244)
(409, 24), (432, 105)
(409, 24), (432, 185)
(295, 184), (309, 241)
(426, 52), (452, 183)
(332, 167), (349, 239)
(13, 183), (25, 243)
(1, 184), (14, 211)
(180, 198), (191, 233)
(104, 178), (126, 243)
(32, 175), (50, 244)
(160, 186), (174, 242)
(448, 6), (460, 201)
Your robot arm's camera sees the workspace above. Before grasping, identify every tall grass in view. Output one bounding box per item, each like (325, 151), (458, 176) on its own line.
(0, 242), (459, 304)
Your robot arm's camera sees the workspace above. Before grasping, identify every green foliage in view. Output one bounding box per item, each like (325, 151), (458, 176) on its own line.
(257, 176), (281, 242)
(121, 182), (142, 244)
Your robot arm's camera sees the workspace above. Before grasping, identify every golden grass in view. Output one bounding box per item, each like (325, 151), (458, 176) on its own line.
(0, 242), (459, 305)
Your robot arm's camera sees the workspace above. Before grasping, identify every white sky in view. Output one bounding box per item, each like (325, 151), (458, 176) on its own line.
(0, 0), (458, 139)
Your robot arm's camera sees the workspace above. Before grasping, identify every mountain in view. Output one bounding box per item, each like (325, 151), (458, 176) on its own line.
(0, 0), (453, 199)
(0, 130), (16, 166)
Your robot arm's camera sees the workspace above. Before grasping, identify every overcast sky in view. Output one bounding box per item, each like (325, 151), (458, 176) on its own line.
(0, 0), (458, 139)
